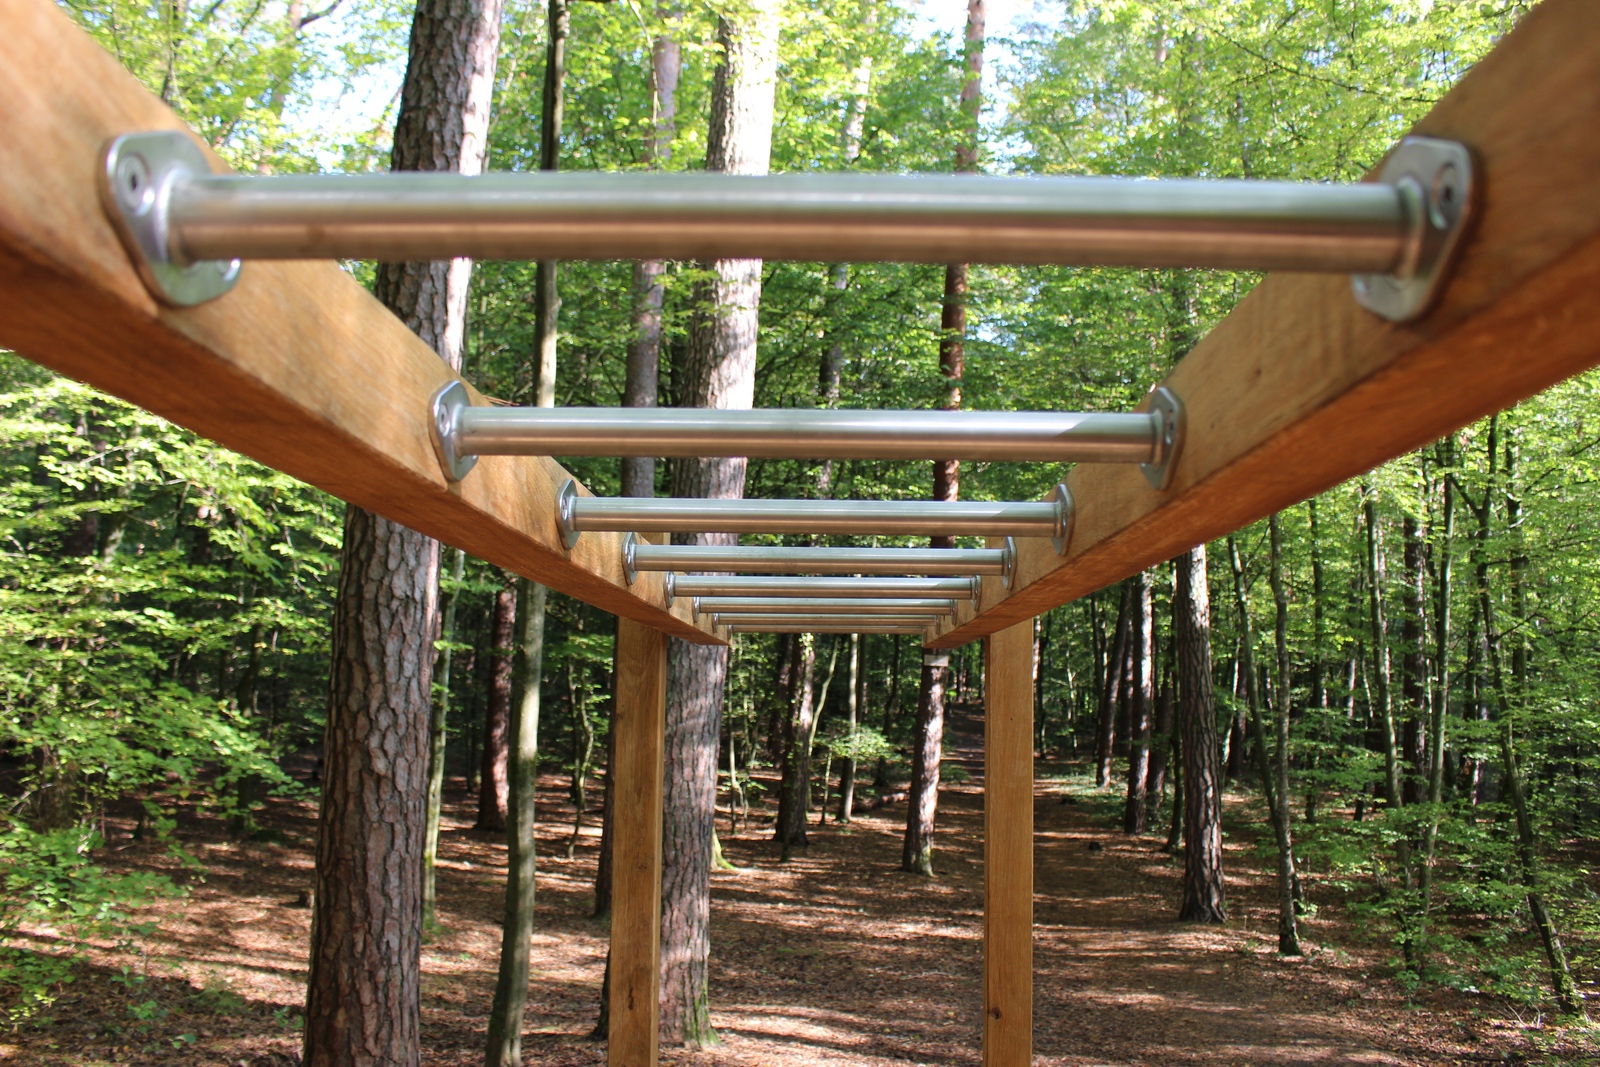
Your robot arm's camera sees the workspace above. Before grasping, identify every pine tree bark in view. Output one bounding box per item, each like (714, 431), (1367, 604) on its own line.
(475, 584), (515, 831)
(1175, 544), (1226, 923)
(656, 1), (778, 1045)
(303, 0), (499, 1058)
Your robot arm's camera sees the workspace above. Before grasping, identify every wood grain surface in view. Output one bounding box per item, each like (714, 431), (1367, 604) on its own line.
(983, 621), (1034, 1067)
(608, 618), (668, 1067)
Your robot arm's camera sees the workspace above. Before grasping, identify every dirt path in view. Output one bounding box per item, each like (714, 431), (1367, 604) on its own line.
(3, 721), (1577, 1066)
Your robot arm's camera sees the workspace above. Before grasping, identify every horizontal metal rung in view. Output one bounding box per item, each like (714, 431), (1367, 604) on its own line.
(726, 624), (930, 635)
(625, 538), (1015, 583)
(712, 614), (936, 630)
(104, 132), (1474, 321)
(667, 575), (979, 602)
(565, 482), (1071, 550)
(436, 403), (1160, 465)
(695, 597), (958, 617)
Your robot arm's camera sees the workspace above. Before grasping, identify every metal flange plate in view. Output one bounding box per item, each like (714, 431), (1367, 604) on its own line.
(429, 381), (478, 482)
(1051, 482), (1074, 556)
(1140, 386), (1185, 491)
(1352, 136), (1476, 323)
(99, 131), (239, 307)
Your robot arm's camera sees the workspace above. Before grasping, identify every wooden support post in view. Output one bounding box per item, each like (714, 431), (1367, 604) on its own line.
(609, 618), (668, 1067)
(983, 620), (1034, 1067)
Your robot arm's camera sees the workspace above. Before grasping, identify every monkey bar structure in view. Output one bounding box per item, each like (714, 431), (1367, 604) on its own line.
(3, 0), (1600, 1063)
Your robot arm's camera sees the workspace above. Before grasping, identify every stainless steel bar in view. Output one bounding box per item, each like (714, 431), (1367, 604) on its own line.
(667, 575), (980, 601)
(570, 493), (1060, 540)
(454, 407), (1156, 463)
(727, 624), (930, 635)
(694, 597), (957, 617)
(712, 614), (937, 629)
(165, 170), (1407, 272)
(625, 540), (1013, 579)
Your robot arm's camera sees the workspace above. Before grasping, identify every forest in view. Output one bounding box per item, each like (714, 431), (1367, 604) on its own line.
(3, 0), (1599, 1063)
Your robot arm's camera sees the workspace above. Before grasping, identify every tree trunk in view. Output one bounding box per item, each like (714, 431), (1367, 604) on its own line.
(487, 0), (568, 1054)
(423, 546), (466, 931)
(1096, 582), (1132, 788)
(902, 651), (948, 875)
(1364, 487), (1405, 817)
(904, 0), (981, 875)
(776, 635), (816, 850)
(1267, 514), (1302, 955)
(1417, 440), (1455, 957)
(1400, 512), (1428, 807)
(476, 584), (515, 831)
(838, 633), (860, 822)
(303, 0), (499, 1057)
(1123, 571), (1153, 834)
(1175, 544), (1226, 923)
(656, 3), (777, 1044)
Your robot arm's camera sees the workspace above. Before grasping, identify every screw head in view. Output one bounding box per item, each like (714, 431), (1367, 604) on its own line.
(115, 153), (155, 215)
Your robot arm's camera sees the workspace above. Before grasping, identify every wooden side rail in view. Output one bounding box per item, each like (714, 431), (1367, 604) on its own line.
(0, 0), (715, 643)
(930, 0), (1600, 647)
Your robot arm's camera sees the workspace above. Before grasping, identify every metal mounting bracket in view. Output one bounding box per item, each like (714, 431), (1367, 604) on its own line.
(1141, 387), (1185, 491)
(1352, 136), (1476, 323)
(999, 536), (1017, 590)
(1051, 482), (1075, 556)
(99, 131), (239, 307)
(623, 532), (639, 584)
(558, 479), (581, 549)
(429, 381), (478, 483)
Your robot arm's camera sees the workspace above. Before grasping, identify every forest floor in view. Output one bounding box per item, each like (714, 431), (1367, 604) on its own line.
(4, 707), (1597, 1066)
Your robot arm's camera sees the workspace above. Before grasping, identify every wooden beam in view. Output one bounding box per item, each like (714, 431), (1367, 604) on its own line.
(931, 0), (1600, 647)
(608, 617), (667, 1067)
(0, 0), (715, 644)
(983, 619), (1033, 1067)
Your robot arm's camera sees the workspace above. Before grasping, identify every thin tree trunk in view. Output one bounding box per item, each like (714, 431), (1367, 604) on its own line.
(1400, 513), (1428, 808)
(1494, 430), (1584, 1016)
(1267, 514), (1302, 954)
(1418, 440), (1455, 955)
(1175, 544), (1226, 923)
(903, 650), (948, 875)
(1096, 582), (1132, 788)
(486, 3), (566, 1057)
(905, 0), (981, 875)
(303, 4), (499, 1055)
(838, 633), (860, 822)
(423, 546), (465, 931)
(777, 635), (816, 850)
(476, 584), (515, 832)
(1123, 571), (1153, 833)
